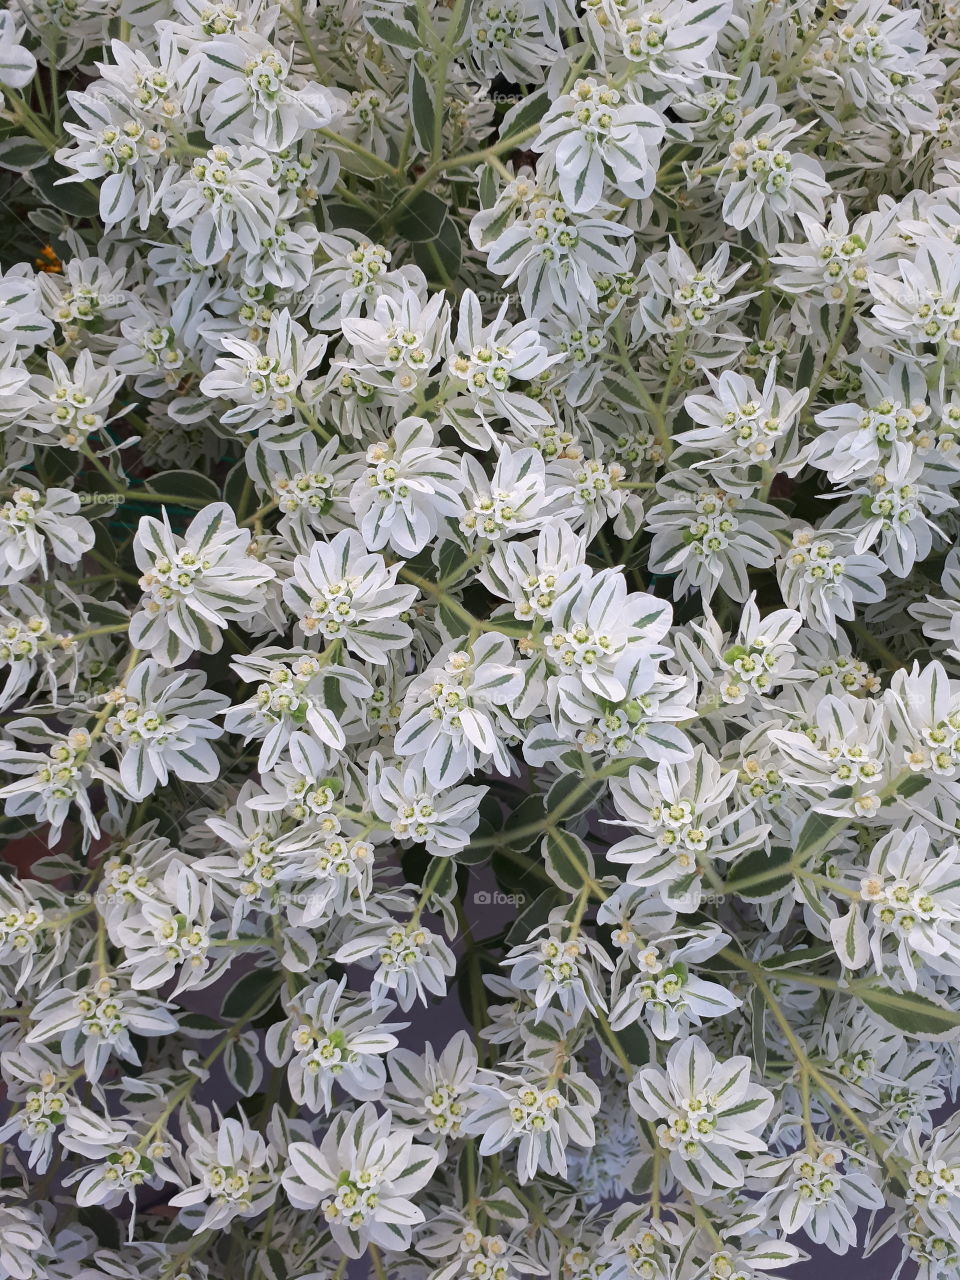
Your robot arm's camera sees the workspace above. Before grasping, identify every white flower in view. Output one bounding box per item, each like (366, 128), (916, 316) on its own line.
(308, 231), (423, 330)
(443, 290), (561, 445)
(535, 77), (665, 212)
(807, 0), (943, 134)
(348, 416), (463, 555)
(0, 11), (37, 100)
(691, 1241), (805, 1280)
(479, 518), (586, 621)
(464, 0), (563, 82)
(163, 144), (280, 265)
(675, 363), (807, 486)
(719, 110), (831, 249)
(282, 528), (417, 659)
(0, 1045), (74, 1174)
(478, 179), (634, 320)
(502, 925), (613, 1022)
(0, 876), (58, 993)
(777, 528), (886, 636)
(0, 486), (94, 585)
(225, 647), (371, 772)
(249, 433), (358, 541)
(103, 659), (228, 799)
(887, 659), (960, 787)
(805, 358), (929, 483)
(464, 1066), (599, 1182)
(199, 308), (328, 435)
(265, 978), (403, 1113)
(460, 445), (554, 541)
(170, 1110), (282, 1230)
(335, 912), (456, 1010)
(368, 753), (485, 856)
(769, 689), (890, 818)
(681, 594), (805, 707)
(751, 1146), (885, 1253)
(25, 974), (178, 1083)
(56, 89), (169, 227)
(772, 198), (898, 305)
(870, 245), (960, 352)
(629, 1035), (773, 1193)
(200, 34), (341, 151)
(543, 564), (673, 724)
(23, 349), (124, 450)
(0, 265), (54, 349)
(341, 287), (450, 406)
(61, 1112), (175, 1216)
(112, 859), (222, 994)
(636, 238), (751, 341)
(0, 723), (118, 846)
(395, 634), (524, 786)
(274, 823), (377, 926)
(826, 440), (955, 578)
(386, 1031), (479, 1152)
(601, 891), (740, 1039)
(831, 826), (960, 986)
(584, 0), (730, 79)
(607, 747), (767, 910)
(131, 503), (276, 666)
(282, 1103), (439, 1258)
(646, 475), (782, 602)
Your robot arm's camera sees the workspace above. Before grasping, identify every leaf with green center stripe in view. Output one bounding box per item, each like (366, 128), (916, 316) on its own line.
(850, 982), (960, 1040)
(542, 828), (596, 894)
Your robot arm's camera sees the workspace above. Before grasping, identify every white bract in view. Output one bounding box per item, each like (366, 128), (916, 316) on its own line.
(629, 1036), (773, 1194)
(282, 1103), (439, 1257)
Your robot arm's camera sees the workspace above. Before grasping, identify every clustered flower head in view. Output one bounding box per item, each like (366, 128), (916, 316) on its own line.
(3, 1), (960, 1278)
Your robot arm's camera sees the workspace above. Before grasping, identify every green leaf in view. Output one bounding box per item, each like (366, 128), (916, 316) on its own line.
(762, 943), (835, 971)
(435, 537), (473, 587)
(0, 136), (49, 172)
(224, 1037), (262, 1096)
(498, 88), (549, 145)
(478, 164), (498, 208)
(78, 1206), (121, 1249)
(424, 854), (456, 902)
(724, 845), (793, 897)
(409, 60), (438, 155)
(324, 200), (379, 234)
(852, 982), (960, 1038)
(221, 969), (279, 1022)
(223, 459), (257, 520)
(629, 1157), (654, 1195)
(750, 986), (767, 1076)
(366, 14), (421, 51)
(145, 469), (221, 505)
(491, 844), (549, 897)
(31, 163), (99, 218)
(794, 811), (840, 861)
(542, 828), (595, 894)
(413, 213), (462, 284)
(597, 1013), (650, 1070)
(393, 189), (447, 243)
(503, 795), (547, 852)
(260, 1248), (290, 1280)
(545, 773), (605, 822)
(506, 887), (564, 945)
(896, 773), (929, 799)
(795, 341), (815, 393)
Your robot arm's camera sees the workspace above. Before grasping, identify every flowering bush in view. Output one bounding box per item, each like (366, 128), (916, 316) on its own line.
(4, 1), (960, 1278)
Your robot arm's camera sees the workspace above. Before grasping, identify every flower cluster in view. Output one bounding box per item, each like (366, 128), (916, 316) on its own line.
(2, 2), (960, 1279)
